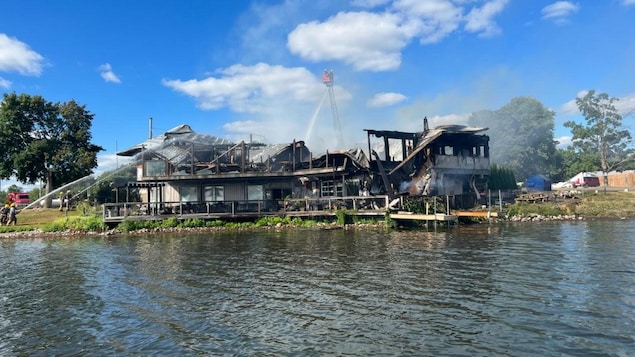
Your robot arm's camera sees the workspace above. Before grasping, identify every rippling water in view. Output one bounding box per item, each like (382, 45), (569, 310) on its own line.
(1, 221), (635, 356)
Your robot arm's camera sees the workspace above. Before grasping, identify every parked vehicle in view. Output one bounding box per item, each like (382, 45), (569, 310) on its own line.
(570, 173), (600, 188)
(8, 192), (30, 207)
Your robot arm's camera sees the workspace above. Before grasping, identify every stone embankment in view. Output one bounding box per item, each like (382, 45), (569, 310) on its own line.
(508, 214), (583, 222)
(0, 221), (389, 240)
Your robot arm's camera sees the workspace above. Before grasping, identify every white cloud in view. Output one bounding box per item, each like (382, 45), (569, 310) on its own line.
(556, 135), (572, 148)
(560, 98), (578, 115)
(162, 63), (355, 151)
(622, 0), (635, 5)
(616, 93), (635, 117)
(98, 63), (121, 83)
(162, 62), (346, 113)
(559, 91), (635, 117)
(288, 11), (409, 71)
(287, 1), (509, 71)
(392, 0), (463, 44)
(0, 33), (45, 76)
(558, 90), (588, 115)
(222, 120), (265, 138)
(464, 0), (508, 37)
(0, 76), (11, 89)
(541, 1), (579, 25)
(367, 92), (407, 107)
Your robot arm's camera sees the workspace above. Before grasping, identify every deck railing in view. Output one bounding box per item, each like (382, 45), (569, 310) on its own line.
(102, 195), (390, 222)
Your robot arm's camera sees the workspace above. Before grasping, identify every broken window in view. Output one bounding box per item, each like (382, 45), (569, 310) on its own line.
(247, 185), (264, 200)
(145, 160), (166, 176)
(321, 181), (343, 197)
(204, 185), (224, 202)
(179, 186), (199, 202)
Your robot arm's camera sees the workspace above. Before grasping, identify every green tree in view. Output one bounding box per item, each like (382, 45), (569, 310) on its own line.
(469, 97), (558, 180)
(0, 93), (103, 195)
(6, 184), (23, 193)
(29, 186), (44, 202)
(488, 164), (517, 190)
(554, 147), (600, 181)
(564, 90), (633, 188)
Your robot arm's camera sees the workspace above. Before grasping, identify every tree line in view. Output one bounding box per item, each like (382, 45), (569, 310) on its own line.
(468, 90), (633, 183)
(0, 92), (103, 204)
(1, 90), (632, 203)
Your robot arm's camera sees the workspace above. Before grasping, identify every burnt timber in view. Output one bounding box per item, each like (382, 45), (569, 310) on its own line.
(105, 118), (491, 224)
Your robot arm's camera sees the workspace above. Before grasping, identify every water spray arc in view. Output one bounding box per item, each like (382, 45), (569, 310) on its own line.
(24, 163), (136, 210)
(304, 90), (328, 146)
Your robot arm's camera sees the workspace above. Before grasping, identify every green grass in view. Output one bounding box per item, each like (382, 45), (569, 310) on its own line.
(507, 190), (635, 218)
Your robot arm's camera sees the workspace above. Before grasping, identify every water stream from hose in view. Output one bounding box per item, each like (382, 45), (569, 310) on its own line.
(304, 88), (328, 146)
(24, 163), (136, 210)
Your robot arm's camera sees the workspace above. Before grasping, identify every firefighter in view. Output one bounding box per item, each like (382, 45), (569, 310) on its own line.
(6, 203), (17, 225)
(64, 190), (72, 211)
(0, 203), (9, 224)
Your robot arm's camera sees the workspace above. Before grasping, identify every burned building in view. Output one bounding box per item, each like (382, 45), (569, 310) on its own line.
(116, 124), (373, 214)
(365, 119), (490, 209)
(113, 119), (489, 218)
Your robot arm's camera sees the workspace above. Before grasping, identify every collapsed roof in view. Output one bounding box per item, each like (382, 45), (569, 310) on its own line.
(117, 125), (370, 172)
(118, 124), (237, 169)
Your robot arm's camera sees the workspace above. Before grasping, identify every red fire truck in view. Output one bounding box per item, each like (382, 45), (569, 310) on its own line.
(8, 192), (30, 207)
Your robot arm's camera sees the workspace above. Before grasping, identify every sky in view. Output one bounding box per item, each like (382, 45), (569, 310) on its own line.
(1, 0), (635, 190)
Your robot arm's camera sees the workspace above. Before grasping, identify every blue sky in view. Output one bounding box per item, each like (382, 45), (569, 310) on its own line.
(1, 0), (635, 189)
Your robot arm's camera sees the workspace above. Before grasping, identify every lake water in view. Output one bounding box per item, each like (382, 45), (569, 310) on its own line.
(1, 221), (634, 356)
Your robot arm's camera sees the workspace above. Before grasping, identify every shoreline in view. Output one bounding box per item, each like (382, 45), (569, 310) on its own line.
(3, 214), (635, 241)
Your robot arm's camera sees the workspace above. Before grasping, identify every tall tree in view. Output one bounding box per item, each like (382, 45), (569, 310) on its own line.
(0, 93), (103, 194)
(564, 90), (633, 188)
(553, 147), (600, 182)
(469, 97), (558, 180)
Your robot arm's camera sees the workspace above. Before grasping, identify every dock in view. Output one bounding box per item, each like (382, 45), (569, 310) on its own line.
(390, 210), (502, 223)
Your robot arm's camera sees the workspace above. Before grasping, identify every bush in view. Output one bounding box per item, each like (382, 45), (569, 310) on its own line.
(336, 210), (352, 225)
(160, 217), (180, 228)
(384, 212), (397, 228)
(116, 219), (156, 232)
(506, 202), (565, 217)
(76, 201), (99, 216)
(181, 218), (205, 228)
(255, 216), (288, 226)
(42, 216), (107, 232)
(206, 220), (225, 227)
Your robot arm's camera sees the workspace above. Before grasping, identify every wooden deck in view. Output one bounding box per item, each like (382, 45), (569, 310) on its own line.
(101, 196), (503, 225)
(101, 196), (390, 224)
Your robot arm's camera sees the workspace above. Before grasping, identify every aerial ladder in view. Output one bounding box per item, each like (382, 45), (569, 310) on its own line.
(322, 70), (344, 148)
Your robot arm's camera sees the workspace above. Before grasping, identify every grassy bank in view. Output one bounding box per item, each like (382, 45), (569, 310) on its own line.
(0, 206), (385, 237)
(507, 190), (635, 219)
(2, 190), (634, 237)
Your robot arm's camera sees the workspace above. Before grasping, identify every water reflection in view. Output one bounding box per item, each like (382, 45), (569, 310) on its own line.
(1, 221), (634, 356)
